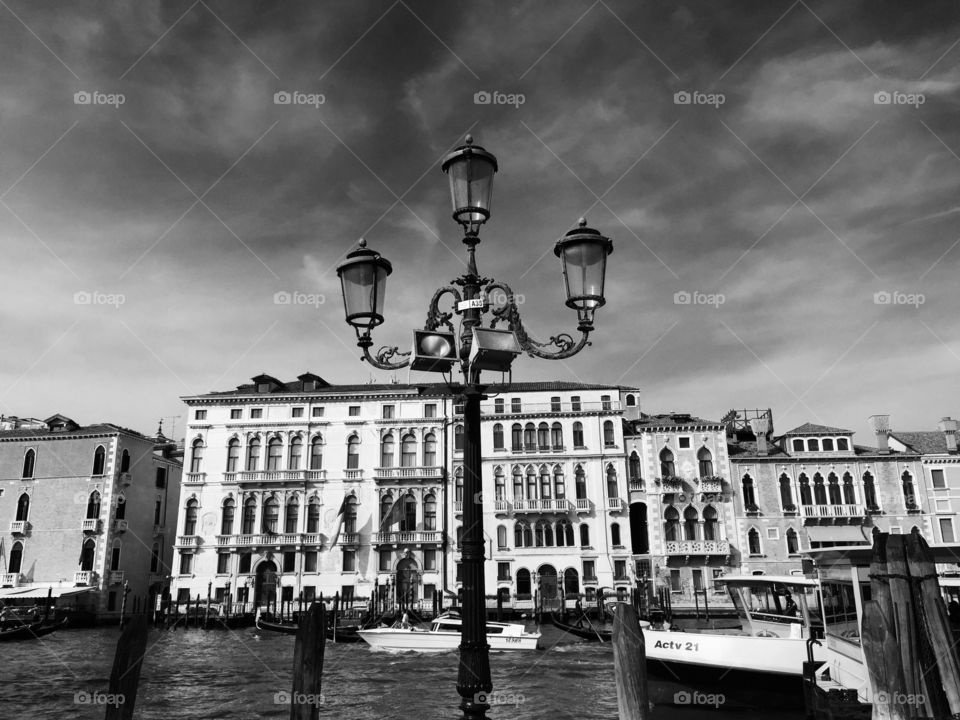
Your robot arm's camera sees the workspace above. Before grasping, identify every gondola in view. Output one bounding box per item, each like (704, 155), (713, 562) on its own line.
(550, 611), (613, 642)
(0, 618), (66, 642)
(255, 613), (363, 642)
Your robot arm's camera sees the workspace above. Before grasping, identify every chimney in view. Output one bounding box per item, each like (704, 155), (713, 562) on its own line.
(868, 415), (890, 454)
(750, 417), (769, 456)
(938, 417), (958, 454)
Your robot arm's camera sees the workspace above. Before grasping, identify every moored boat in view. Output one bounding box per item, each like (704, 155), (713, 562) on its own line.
(0, 617), (66, 642)
(255, 610), (364, 642)
(358, 611), (540, 652)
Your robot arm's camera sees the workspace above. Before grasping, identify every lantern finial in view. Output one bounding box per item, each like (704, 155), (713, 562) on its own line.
(465, 134), (473, 145)
(358, 237), (367, 248)
(578, 217), (586, 228)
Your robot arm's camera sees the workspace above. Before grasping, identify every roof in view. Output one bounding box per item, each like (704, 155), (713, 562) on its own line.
(889, 431), (949, 455)
(0, 423), (151, 442)
(782, 422), (853, 436)
(630, 412), (723, 430)
(727, 439), (914, 459)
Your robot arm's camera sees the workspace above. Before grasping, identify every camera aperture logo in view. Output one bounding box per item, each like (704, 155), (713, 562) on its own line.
(75, 691), (125, 707)
(674, 90), (725, 107)
(474, 90), (525, 108)
(874, 290), (924, 308)
(674, 690), (725, 708)
(674, 290), (725, 308)
(274, 91), (325, 108)
(74, 91), (125, 108)
(874, 90), (924, 108)
(274, 291), (325, 308)
(274, 690), (324, 706)
(74, 290), (125, 309)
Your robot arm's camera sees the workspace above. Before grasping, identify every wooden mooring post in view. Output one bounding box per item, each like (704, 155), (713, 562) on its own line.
(105, 615), (148, 720)
(290, 602), (326, 720)
(612, 603), (648, 720)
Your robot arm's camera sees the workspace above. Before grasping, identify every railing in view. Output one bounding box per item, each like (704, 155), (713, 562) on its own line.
(574, 498), (591, 513)
(216, 533), (310, 546)
(183, 472), (206, 485)
(9, 520), (28, 534)
(344, 469), (363, 480)
(374, 466), (442, 480)
(81, 518), (101, 533)
(301, 533), (325, 546)
(74, 571), (97, 586)
(629, 480), (645, 492)
(800, 504), (863, 518)
(373, 531), (443, 544)
(177, 535), (202, 547)
(482, 400), (623, 415)
(235, 469), (313, 483)
(698, 478), (723, 493)
(494, 500), (510, 513)
(454, 501), (463, 515)
(607, 498), (623, 511)
(512, 499), (570, 513)
(339, 532), (360, 545)
(108, 571), (126, 585)
(1, 573), (21, 587)
(113, 520), (129, 533)
(665, 539), (730, 555)
(660, 479), (683, 494)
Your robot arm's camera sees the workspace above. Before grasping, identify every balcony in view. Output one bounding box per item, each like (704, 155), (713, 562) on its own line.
(176, 535), (202, 548)
(574, 498), (592, 514)
(800, 504), (864, 521)
(215, 533), (302, 547)
(344, 469), (363, 481)
(494, 500), (510, 514)
(373, 531), (443, 545)
(230, 469), (324, 484)
(374, 466), (442, 482)
(1, 573), (22, 587)
(629, 480), (645, 493)
(108, 571), (126, 585)
(665, 539), (730, 556)
(607, 498), (623, 512)
(81, 518), (102, 533)
(301, 533), (326, 546)
(512, 499), (571, 514)
(698, 477), (723, 494)
(659, 478), (683, 495)
(183, 472), (206, 485)
(339, 532), (360, 546)
(74, 571), (98, 586)
(9, 520), (28, 535)
(454, 501), (463, 516)
(113, 519), (129, 533)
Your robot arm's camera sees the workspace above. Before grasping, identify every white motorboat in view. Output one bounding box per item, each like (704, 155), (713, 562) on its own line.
(357, 611), (541, 652)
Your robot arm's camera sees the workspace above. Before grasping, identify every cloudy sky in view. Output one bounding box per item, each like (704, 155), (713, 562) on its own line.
(1, 0), (958, 443)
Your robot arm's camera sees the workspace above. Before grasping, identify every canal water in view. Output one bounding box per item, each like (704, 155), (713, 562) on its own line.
(1, 625), (806, 719)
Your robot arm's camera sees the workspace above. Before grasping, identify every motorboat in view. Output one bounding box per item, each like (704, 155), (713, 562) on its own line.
(358, 611), (541, 652)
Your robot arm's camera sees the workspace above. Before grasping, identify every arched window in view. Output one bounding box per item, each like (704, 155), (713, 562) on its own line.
(534, 520), (547, 547)
(779, 474), (794, 509)
(380, 434), (395, 467)
(625, 394), (636, 407)
(150, 542), (160, 573)
(659, 449), (675, 477)
(564, 568), (580, 594)
(497, 524), (508, 549)
(551, 422), (563, 448)
(221, 499), (235, 535)
(184, 498), (198, 535)
(573, 422), (584, 448)
(575, 466), (587, 499)
(424, 433), (437, 466)
(455, 467), (464, 503)
(246, 438), (261, 471)
(799, 473), (812, 505)
(580, 524), (590, 547)
(346, 436), (360, 469)
(120, 449), (130, 473)
(262, 497), (280, 534)
(902, 471), (917, 508)
(190, 439), (204, 473)
(523, 423), (536, 449)
(827, 473), (842, 505)
(9, 541), (23, 574)
(538, 423), (550, 449)
(786, 528), (799, 555)
(813, 473), (827, 505)
(495, 468), (506, 501)
(606, 465), (618, 498)
(511, 424), (522, 451)
(492, 423), (504, 450)
(345, 496), (358, 534)
(807, 439), (819, 452)
(401, 495), (417, 532)
(307, 497), (321, 533)
(514, 521), (525, 547)
(863, 472), (879, 511)
(226, 439), (240, 472)
(266, 437), (282, 471)
(512, 466), (523, 500)
(697, 448), (713, 477)
(703, 506), (718, 541)
(540, 466), (552, 500)
(15, 493), (30, 522)
(611, 522), (622, 546)
(542, 520), (554, 546)
(748, 528), (761, 555)
(242, 497), (257, 534)
(628, 452), (641, 481)
(86, 491), (101, 519)
(454, 424), (464, 452)
(285, 497), (299, 534)
(381, 495), (394, 525)
(664, 507), (680, 541)
(92, 445), (106, 475)
(792, 438), (804, 452)
(553, 466), (565, 499)
(401, 434), (417, 467)
(310, 436), (323, 470)
(842, 472), (856, 504)
(516, 568), (532, 598)
(22, 449), (35, 479)
(742, 475), (757, 509)
(79, 539), (95, 571)
(288, 437), (303, 470)
(115, 493), (126, 520)
(556, 519), (570, 546)
(526, 466), (537, 500)
(683, 507), (699, 541)
(603, 421), (615, 447)
(424, 494), (437, 531)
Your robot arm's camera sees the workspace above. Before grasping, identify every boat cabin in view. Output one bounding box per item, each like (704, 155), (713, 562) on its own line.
(717, 575), (822, 639)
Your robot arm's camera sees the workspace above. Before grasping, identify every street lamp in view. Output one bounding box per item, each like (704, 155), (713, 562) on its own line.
(337, 134), (614, 720)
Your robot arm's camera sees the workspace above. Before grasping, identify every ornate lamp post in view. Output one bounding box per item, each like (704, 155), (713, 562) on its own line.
(337, 135), (613, 719)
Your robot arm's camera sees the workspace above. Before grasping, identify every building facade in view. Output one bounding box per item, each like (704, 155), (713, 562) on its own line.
(172, 374), (639, 613)
(0, 414), (182, 620)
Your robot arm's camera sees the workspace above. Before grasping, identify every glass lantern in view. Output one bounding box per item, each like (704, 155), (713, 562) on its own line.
(553, 219), (613, 330)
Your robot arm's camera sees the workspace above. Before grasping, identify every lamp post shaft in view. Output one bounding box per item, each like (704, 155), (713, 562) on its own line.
(457, 386), (492, 719)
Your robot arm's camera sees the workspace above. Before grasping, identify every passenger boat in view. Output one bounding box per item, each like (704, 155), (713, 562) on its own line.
(0, 617), (66, 642)
(358, 611), (541, 652)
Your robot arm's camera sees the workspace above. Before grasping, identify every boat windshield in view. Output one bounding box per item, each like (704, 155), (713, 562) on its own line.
(725, 581), (821, 632)
(820, 581), (866, 645)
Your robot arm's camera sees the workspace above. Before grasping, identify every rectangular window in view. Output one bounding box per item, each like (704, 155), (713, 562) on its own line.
(423, 549), (437, 571)
(494, 399), (504, 414)
(343, 549), (356, 571)
(497, 562), (511, 581)
(932, 469), (946, 489)
(179, 553), (192, 575)
(670, 569), (681, 592)
(614, 559), (627, 580)
(348, 406), (360, 417)
(303, 586), (316, 602)
(312, 407), (324, 418)
(767, 528), (780, 540)
(940, 518), (956, 543)
(380, 551), (392, 572)
(424, 584), (435, 605)
(571, 396), (581, 412)
(230, 409), (242, 419)
(291, 407), (304, 418)
(239, 553), (252, 574)
(383, 405), (395, 419)
(583, 560), (596, 581)
(456, 562), (463, 582)
(511, 398), (522, 414)
(177, 589), (190, 604)
(155, 468), (167, 489)
(250, 409), (263, 419)
(341, 586), (354, 604)
(195, 410), (207, 421)
(305, 552), (317, 572)
(108, 591), (117, 611)
(217, 554), (230, 574)
(550, 396), (562, 412)
(424, 403), (437, 418)
(283, 551), (296, 573)
(110, 547), (121, 571)
(214, 587), (226, 602)
(678, 437), (691, 449)
(601, 395), (612, 411)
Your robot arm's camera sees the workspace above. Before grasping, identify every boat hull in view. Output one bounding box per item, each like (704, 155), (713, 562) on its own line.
(358, 628), (540, 652)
